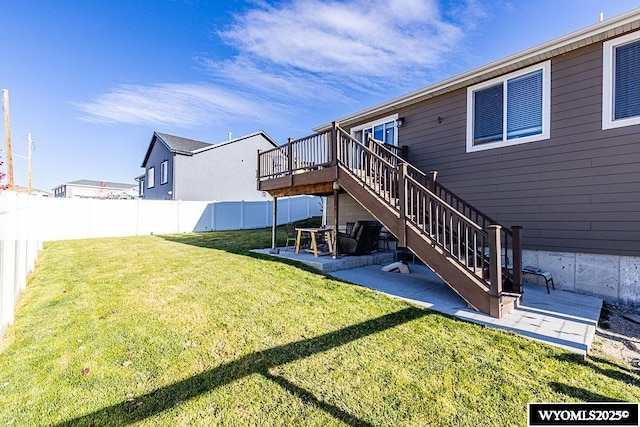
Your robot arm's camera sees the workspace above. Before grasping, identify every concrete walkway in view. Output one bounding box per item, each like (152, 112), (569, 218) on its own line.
(254, 249), (602, 356)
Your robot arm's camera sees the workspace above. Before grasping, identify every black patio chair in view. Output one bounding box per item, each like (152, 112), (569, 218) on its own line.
(337, 220), (382, 255)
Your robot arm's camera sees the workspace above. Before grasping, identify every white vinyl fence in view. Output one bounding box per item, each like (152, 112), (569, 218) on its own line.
(37, 195), (321, 241)
(0, 191), (321, 337)
(0, 192), (42, 338)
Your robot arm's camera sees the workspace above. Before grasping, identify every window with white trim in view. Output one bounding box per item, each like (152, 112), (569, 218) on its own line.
(160, 160), (168, 185)
(147, 167), (155, 189)
(467, 61), (550, 152)
(350, 113), (400, 146)
(602, 32), (640, 129)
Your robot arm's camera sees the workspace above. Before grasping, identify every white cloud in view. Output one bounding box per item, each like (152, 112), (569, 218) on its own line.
(219, 0), (465, 81)
(75, 0), (480, 129)
(74, 83), (285, 128)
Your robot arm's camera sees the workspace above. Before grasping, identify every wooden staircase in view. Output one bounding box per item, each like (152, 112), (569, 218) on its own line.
(258, 124), (523, 318)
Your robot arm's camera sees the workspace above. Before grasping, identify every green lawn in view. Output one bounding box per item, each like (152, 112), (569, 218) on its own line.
(0, 227), (638, 426)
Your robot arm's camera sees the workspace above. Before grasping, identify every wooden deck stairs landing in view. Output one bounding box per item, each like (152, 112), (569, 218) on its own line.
(258, 124), (523, 318)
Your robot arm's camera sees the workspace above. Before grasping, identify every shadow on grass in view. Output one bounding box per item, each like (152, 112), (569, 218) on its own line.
(159, 225), (330, 276)
(56, 307), (426, 426)
(549, 382), (619, 402)
(554, 353), (640, 387)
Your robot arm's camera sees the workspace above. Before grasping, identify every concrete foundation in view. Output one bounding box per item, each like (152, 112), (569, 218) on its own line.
(523, 249), (640, 308)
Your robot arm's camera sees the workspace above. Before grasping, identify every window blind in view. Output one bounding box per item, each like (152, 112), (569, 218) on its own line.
(474, 84), (503, 144)
(614, 39), (640, 120)
(507, 70), (543, 139)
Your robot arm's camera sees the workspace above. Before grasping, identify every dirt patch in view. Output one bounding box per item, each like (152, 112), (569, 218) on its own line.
(591, 304), (640, 368)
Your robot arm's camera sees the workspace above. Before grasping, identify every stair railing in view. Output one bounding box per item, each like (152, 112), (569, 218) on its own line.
(336, 130), (491, 286)
(336, 128), (401, 209)
(338, 130), (521, 292)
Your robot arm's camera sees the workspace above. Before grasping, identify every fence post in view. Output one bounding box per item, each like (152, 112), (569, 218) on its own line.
(512, 226), (523, 293)
(15, 194), (26, 293)
(240, 200), (245, 230)
(1, 192), (17, 332)
(211, 202), (216, 231)
(176, 199), (181, 233)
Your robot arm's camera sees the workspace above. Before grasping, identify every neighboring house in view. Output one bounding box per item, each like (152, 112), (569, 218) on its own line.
(258, 8), (640, 311)
(52, 180), (137, 199)
(140, 131), (278, 201)
(314, 9), (640, 306)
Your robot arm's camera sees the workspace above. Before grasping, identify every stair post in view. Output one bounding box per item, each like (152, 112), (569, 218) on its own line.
(512, 226), (523, 293)
(428, 170), (438, 192)
(398, 162), (407, 247)
(489, 224), (503, 317)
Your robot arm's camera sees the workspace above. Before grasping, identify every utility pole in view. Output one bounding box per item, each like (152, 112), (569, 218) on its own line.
(2, 89), (14, 189)
(27, 133), (33, 194)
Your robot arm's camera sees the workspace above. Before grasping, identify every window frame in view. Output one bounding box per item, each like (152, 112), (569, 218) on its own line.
(602, 31), (640, 130)
(160, 160), (168, 185)
(466, 61), (551, 153)
(147, 166), (155, 189)
(350, 113), (400, 146)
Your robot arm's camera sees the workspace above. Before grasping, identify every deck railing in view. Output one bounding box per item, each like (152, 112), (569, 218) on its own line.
(257, 129), (332, 180)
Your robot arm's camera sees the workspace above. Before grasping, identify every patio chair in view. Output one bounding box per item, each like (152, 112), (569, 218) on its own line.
(285, 222), (311, 251)
(285, 223), (299, 251)
(337, 220), (382, 255)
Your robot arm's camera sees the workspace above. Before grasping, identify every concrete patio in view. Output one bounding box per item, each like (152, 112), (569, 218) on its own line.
(253, 248), (603, 356)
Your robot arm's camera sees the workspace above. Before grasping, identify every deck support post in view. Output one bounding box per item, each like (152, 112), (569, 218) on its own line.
(269, 196), (279, 254)
(512, 226), (523, 293)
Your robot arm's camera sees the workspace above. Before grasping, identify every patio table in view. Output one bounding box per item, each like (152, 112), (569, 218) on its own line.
(294, 227), (334, 257)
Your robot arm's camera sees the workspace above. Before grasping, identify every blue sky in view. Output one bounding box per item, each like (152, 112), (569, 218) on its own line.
(1, 0), (639, 191)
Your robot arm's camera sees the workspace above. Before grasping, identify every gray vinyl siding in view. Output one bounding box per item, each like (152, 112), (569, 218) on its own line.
(379, 38), (640, 256)
(143, 142), (173, 200)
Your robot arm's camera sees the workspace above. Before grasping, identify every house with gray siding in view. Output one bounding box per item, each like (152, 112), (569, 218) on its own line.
(141, 131), (277, 201)
(306, 8), (640, 306)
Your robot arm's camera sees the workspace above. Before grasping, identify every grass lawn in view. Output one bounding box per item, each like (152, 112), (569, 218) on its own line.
(0, 226), (638, 426)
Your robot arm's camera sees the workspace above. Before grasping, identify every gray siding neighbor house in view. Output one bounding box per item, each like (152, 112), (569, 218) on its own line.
(140, 131), (278, 201)
(315, 8), (640, 306)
